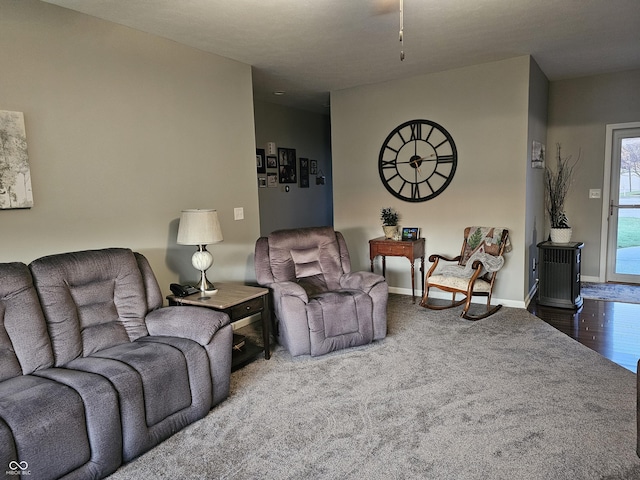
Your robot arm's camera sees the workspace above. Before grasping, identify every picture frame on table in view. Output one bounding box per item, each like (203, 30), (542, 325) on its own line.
(401, 227), (420, 241)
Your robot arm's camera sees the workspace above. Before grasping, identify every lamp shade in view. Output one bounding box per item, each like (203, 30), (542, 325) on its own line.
(177, 209), (223, 245)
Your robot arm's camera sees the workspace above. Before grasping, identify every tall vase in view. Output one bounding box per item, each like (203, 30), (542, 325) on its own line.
(383, 225), (397, 239)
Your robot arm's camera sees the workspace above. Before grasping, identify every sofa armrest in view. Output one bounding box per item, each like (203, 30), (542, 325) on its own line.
(340, 271), (386, 294)
(145, 306), (230, 346)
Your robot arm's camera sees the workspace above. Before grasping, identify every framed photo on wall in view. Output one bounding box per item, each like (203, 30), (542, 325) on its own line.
(299, 157), (310, 188)
(267, 155), (277, 169)
(267, 172), (278, 187)
(256, 148), (266, 174)
(0, 110), (33, 209)
(278, 147), (297, 183)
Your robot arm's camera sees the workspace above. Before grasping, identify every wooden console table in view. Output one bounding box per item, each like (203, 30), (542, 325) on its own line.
(369, 237), (425, 303)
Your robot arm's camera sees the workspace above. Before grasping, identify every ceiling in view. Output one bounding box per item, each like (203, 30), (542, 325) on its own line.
(41, 0), (640, 113)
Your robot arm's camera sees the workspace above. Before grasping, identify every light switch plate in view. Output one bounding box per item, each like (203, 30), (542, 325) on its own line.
(589, 189), (601, 199)
(234, 207), (244, 220)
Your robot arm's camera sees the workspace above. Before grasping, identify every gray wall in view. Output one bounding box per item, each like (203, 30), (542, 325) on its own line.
(0, 0), (260, 292)
(331, 57), (533, 306)
(253, 100), (333, 236)
(547, 68), (640, 279)
(525, 59), (550, 299)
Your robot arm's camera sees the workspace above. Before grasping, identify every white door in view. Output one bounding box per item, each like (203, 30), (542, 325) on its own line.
(604, 124), (640, 283)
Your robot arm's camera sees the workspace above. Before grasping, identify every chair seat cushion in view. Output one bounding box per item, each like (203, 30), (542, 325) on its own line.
(306, 290), (374, 356)
(428, 275), (491, 293)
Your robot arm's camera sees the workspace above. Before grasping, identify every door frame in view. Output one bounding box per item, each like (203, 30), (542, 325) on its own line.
(599, 122), (640, 282)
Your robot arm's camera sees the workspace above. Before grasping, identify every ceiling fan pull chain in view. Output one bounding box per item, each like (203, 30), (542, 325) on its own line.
(399, 0), (405, 61)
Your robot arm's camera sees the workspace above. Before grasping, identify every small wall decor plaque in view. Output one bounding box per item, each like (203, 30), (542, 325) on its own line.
(0, 110), (33, 209)
(532, 140), (545, 169)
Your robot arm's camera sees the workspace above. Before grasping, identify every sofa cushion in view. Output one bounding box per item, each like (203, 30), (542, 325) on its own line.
(267, 227), (344, 290)
(306, 290), (374, 356)
(134, 252), (164, 311)
(89, 340), (192, 427)
(66, 336), (211, 461)
(30, 248), (150, 365)
(0, 263), (54, 381)
(0, 375), (90, 479)
(33, 367), (122, 478)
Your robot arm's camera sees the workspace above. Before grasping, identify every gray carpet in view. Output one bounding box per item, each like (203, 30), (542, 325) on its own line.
(108, 295), (640, 480)
(582, 282), (640, 304)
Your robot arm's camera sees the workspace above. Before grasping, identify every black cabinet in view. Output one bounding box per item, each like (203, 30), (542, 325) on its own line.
(537, 241), (584, 309)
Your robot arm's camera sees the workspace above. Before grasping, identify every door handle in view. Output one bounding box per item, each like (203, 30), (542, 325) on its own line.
(610, 200), (640, 216)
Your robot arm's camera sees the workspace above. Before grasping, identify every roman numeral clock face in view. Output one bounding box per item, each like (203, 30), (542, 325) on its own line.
(378, 119), (457, 202)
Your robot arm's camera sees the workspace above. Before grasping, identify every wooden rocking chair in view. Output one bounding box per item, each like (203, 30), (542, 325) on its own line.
(419, 227), (510, 320)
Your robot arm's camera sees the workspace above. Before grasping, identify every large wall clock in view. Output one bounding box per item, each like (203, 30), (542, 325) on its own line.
(378, 119), (457, 202)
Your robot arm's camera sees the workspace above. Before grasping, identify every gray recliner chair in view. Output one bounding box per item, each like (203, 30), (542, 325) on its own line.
(255, 226), (388, 357)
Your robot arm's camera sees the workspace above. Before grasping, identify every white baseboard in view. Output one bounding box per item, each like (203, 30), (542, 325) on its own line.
(580, 275), (600, 283)
(524, 281), (538, 308)
(388, 286), (527, 309)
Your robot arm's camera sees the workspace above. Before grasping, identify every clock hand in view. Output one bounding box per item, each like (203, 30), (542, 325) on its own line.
(397, 153), (437, 165)
(396, 153), (437, 165)
(416, 153), (437, 161)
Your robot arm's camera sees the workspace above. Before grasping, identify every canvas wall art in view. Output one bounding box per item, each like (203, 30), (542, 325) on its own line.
(0, 110), (33, 209)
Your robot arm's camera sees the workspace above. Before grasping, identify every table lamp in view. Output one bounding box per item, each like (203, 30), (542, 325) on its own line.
(177, 209), (223, 294)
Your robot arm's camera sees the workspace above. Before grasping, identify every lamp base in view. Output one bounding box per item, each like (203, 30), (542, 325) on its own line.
(196, 272), (217, 296)
(191, 245), (217, 297)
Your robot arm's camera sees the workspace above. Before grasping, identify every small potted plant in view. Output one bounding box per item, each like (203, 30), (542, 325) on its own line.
(544, 143), (579, 243)
(380, 207), (400, 239)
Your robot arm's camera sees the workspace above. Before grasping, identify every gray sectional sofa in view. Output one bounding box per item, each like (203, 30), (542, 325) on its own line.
(0, 248), (233, 479)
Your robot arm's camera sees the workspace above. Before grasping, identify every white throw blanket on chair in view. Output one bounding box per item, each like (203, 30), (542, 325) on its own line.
(434, 250), (504, 279)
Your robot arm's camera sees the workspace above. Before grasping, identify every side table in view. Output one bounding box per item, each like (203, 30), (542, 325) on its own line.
(369, 237), (425, 303)
(167, 282), (270, 370)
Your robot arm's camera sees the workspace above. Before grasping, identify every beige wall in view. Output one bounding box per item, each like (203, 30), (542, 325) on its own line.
(0, 0), (260, 294)
(547, 68), (640, 279)
(331, 57), (532, 306)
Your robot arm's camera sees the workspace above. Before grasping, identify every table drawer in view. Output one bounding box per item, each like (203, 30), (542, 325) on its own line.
(375, 243), (411, 256)
(230, 297), (264, 321)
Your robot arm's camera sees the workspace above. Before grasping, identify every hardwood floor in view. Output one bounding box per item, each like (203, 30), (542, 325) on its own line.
(528, 297), (640, 373)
